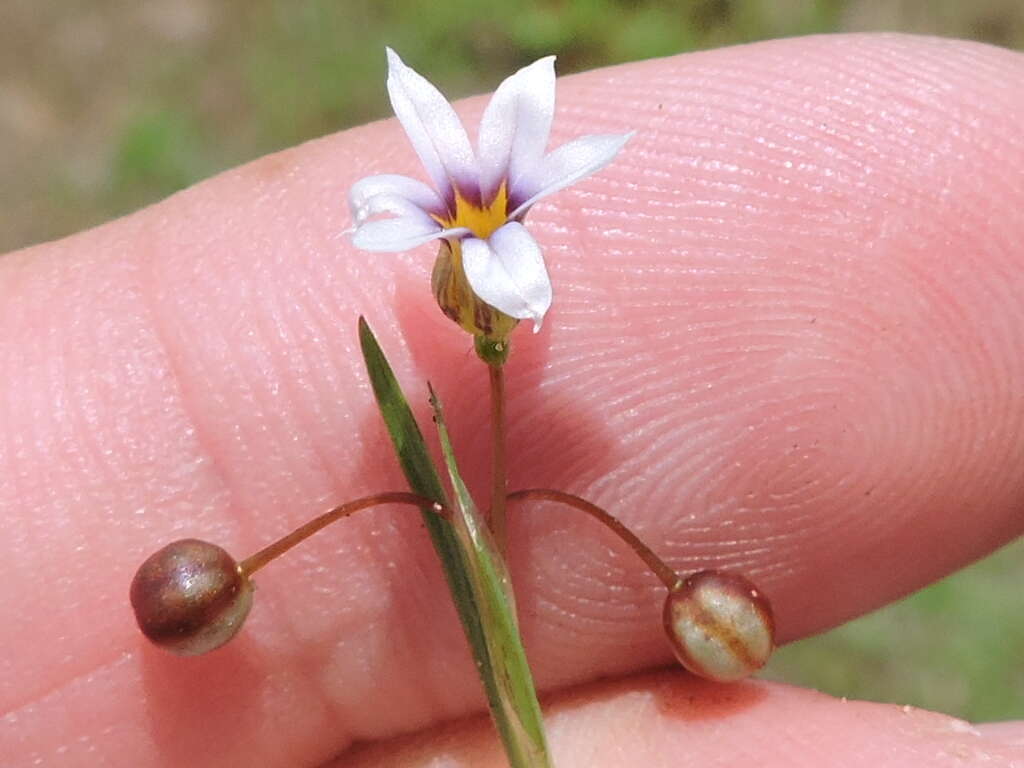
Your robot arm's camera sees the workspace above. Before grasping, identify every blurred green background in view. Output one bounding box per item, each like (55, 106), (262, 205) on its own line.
(4, 0), (1022, 721)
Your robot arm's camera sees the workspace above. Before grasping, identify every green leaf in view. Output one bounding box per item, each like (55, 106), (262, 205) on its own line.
(429, 384), (551, 766)
(357, 317), (479, 640)
(358, 317), (552, 768)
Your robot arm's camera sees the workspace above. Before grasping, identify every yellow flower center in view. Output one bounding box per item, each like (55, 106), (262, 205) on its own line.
(436, 183), (509, 239)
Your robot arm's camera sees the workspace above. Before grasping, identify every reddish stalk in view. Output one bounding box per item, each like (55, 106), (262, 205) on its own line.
(489, 363), (509, 556)
(506, 488), (681, 590)
(240, 492), (444, 577)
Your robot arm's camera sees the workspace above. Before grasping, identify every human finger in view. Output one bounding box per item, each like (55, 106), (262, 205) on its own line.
(3, 33), (1024, 767)
(340, 670), (1024, 767)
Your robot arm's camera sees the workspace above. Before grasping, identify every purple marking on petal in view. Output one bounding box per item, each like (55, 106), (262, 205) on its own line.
(508, 132), (633, 218)
(385, 48), (479, 209)
(446, 168), (483, 212)
(477, 56), (556, 205)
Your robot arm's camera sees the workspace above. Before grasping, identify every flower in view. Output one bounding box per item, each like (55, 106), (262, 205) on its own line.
(348, 48), (632, 338)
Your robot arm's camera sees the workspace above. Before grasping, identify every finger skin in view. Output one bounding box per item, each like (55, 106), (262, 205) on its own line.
(3, 34), (1024, 766)
(341, 670), (1024, 767)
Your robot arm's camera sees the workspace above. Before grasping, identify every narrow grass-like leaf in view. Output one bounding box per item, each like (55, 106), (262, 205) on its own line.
(429, 383), (551, 767)
(358, 318), (551, 768)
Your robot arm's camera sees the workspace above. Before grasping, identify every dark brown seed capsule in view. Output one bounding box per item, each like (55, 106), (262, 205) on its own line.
(662, 569), (775, 683)
(130, 539), (254, 656)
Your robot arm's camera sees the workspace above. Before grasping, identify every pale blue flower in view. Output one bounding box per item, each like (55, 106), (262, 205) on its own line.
(349, 49), (631, 331)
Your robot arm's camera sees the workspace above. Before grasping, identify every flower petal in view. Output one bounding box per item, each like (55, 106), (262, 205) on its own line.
(462, 222), (552, 330)
(352, 220), (469, 253)
(476, 56), (555, 204)
(352, 220), (438, 253)
(351, 191), (435, 224)
(349, 173), (444, 224)
(350, 195), (468, 252)
(508, 132), (634, 219)
(385, 48), (478, 205)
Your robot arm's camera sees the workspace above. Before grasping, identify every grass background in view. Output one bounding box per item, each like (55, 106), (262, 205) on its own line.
(3, 0), (1022, 722)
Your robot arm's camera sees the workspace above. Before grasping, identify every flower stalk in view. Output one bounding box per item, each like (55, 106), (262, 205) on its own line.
(507, 488), (776, 683)
(488, 360), (509, 556)
(239, 492), (445, 577)
(506, 488), (681, 590)
(130, 491), (444, 656)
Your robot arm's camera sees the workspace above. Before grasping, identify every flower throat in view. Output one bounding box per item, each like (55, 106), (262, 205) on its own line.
(437, 183), (509, 239)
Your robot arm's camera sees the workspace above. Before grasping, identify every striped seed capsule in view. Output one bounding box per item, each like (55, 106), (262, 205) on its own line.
(663, 569), (775, 683)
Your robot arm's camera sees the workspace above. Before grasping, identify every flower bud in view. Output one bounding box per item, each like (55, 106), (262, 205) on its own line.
(130, 538), (254, 656)
(432, 239), (519, 340)
(662, 569), (775, 682)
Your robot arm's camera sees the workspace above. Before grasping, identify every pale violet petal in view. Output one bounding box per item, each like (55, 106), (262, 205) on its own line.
(462, 223), (552, 330)
(352, 214), (468, 252)
(476, 56), (555, 203)
(508, 132), (634, 219)
(349, 192), (465, 252)
(386, 48), (477, 203)
(351, 191), (437, 226)
(351, 216), (439, 252)
(349, 174), (444, 223)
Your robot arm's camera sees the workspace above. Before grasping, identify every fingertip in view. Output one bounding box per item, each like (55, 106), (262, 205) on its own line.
(975, 721), (1024, 748)
(341, 671), (1024, 767)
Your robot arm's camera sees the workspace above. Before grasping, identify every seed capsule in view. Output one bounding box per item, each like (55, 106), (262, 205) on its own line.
(130, 539), (254, 656)
(662, 569), (775, 683)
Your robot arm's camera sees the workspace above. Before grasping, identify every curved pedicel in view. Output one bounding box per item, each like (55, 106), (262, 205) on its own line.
(507, 488), (776, 682)
(129, 492), (443, 655)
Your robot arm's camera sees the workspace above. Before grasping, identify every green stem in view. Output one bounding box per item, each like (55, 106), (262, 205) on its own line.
(506, 488), (681, 590)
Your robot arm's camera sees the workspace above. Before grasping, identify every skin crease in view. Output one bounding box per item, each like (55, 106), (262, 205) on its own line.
(1, 32), (1024, 767)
